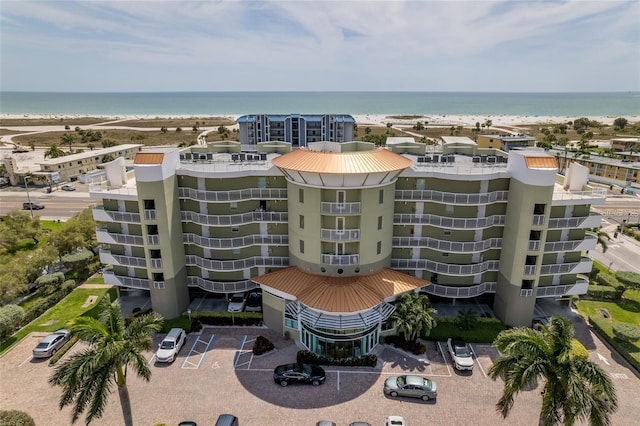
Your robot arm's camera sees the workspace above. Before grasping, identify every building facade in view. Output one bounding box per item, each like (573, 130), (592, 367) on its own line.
(476, 134), (537, 151)
(91, 132), (604, 357)
(236, 114), (355, 148)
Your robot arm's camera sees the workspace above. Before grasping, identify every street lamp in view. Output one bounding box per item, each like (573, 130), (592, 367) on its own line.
(24, 176), (33, 219)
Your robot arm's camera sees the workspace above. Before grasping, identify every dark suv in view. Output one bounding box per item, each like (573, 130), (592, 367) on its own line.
(23, 202), (45, 210)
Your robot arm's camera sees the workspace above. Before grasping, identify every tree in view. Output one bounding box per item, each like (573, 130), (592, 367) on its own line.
(489, 317), (617, 426)
(484, 119), (492, 130)
(0, 410), (36, 426)
(28, 140), (36, 151)
(60, 133), (75, 153)
(455, 308), (479, 330)
(160, 126), (168, 134)
(390, 292), (437, 342)
(102, 154), (115, 163)
(176, 127), (182, 133)
(613, 117), (628, 131)
(50, 296), (164, 426)
(590, 227), (611, 253)
(45, 143), (67, 159)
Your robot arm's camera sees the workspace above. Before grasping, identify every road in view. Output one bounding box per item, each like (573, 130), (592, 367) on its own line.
(0, 185), (95, 220)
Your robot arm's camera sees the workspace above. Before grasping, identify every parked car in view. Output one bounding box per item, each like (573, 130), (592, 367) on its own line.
(244, 291), (262, 312)
(348, 423), (372, 426)
(32, 329), (71, 358)
(446, 337), (474, 371)
(23, 202), (45, 210)
(61, 184), (76, 191)
(227, 292), (247, 312)
(383, 374), (437, 401)
(214, 414), (238, 426)
(273, 362), (326, 387)
(156, 328), (187, 363)
(178, 422), (197, 426)
(385, 416), (406, 426)
(316, 422), (336, 426)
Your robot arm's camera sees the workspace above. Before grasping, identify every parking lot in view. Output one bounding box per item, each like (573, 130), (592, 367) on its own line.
(1, 321), (638, 426)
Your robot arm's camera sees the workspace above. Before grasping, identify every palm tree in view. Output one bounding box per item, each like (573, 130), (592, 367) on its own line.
(590, 227), (611, 253)
(488, 317), (617, 426)
(44, 143), (66, 159)
(455, 308), (479, 330)
(390, 292), (437, 342)
(60, 133), (75, 153)
(50, 296), (163, 425)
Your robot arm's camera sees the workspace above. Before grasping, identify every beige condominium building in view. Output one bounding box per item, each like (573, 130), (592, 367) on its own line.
(91, 118), (604, 359)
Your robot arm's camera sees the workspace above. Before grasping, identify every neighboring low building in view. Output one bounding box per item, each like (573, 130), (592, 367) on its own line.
(611, 138), (640, 152)
(554, 150), (640, 187)
(476, 134), (537, 151)
(91, 129), (604, 358)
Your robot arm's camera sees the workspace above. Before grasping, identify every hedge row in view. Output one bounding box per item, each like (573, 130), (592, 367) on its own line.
(595, 273), (623, 289)
(296, 349), (377, 367)
(585, 285), (624, 301)
(589, 315), (640, 373)
(424, 316), (508, 343)
(615, 271), (640, 290)
(192, 311), (263, 326)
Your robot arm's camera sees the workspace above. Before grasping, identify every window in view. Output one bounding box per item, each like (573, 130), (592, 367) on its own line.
(378, 216), (383, 230)
(299, 215), (304, 229)
(377, 241), (382, 255)
(143, 199), (156, 210)
(379, 189), (384, 204)
(533, 203), (546, 215)
(231, 227), (239, 233)
(300, 240), (305, 254)
(230, 201), (238, 211)
(299, 188), (304, 203)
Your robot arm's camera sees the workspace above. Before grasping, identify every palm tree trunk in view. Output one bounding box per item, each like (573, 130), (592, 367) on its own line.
(117, 384), (134, 426)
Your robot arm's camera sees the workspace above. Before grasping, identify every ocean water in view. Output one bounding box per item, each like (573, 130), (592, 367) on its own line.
(1, 91), (638, 117)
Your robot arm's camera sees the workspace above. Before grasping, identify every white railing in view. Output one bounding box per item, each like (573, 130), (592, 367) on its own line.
(419, 282), (496, 298)
(544, 233), (597, 253)
(547, 213), (602, 229)
(320, 202), (361, 215)
(96, 228), (144, 246)
(186, 276), (259, 294)
(536, 277), (589, 297)
(92, 206), (140, 223)
(392, 237), (501, 252)
(539, 258), (592, 275)
(150, 258), (163, 269)
(183, 233), (288, 249)
(99, 249), (146, 268)
(181, 210), (288, 226)
(393, 214), (506, 229)
(185, 255), (289, 271)
(102, 271), (149, 289)
(528, 240), (541, 251)
(292, 301), (396, 330)
(520, 289), (534, 297)
(321, 254), (360, 265)
(394, 190), (509, 204)
(178, 187), (288, 202)
(144, 209), (156, 220)
(552, 188), (607, 202)
(532, 215), (546, 226)
(320, 229), (360, 242)
(392, 259), (500, 275)
(147, 235), (160, 245)
(523, 265), (537, 275)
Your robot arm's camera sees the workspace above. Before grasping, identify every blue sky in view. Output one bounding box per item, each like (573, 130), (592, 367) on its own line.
(1, 0), (639, 92)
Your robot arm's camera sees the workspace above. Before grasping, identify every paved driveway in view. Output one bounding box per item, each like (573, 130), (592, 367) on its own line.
(1, 323), (638, 426)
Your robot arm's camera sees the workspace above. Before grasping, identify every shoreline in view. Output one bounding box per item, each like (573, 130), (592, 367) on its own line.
(1, 113), (638, 128)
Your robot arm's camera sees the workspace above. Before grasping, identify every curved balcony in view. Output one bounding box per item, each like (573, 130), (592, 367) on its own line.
(536, 275), (589, 297)
(419, 282), (497, 298)
(321, 229), (360, 242)
(181, 210), (288, 226)
(544, 233), (597, 253)
(393, 214), (505, 229)
(99, 248), (147, 268)
(92, 206), (140, 223)
(391, 258), (500, 275)
(96, 228), (144, 246)
(539, 258), (592, 275)
(183, 233), (288, 249)
(392, 236), (501, 253)
(186, 276), (259, 294)
(178, 187), (288, 202)
(547, 213), (602, 229)
(287, 301), (396, 330)
(395, 189), (509, 204)
(185, 255), (289, 272)
(102, 271), (149, 290)
(321, 254), (360, 265)
(320, 202), (361, 215)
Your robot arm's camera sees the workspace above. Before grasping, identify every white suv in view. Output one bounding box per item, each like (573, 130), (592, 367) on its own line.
(227, 292), (247, 312)
(156, 328), (186, 363)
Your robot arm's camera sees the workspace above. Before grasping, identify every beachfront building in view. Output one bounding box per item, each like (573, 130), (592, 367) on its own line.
(476, 134), (537, 151)
(236, 114), (355, 148)
(553, 149), (640, 189)
(611, 138), (640, 152)
(90, 135), (605, 357)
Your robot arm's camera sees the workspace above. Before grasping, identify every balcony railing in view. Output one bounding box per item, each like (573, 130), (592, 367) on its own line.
(392, 258), (500, 275)
(419, 282), (497, 298)
(96, 228), (144, 246)
(532, 215), (546, 226)
(185, 255), (289, 271)
(528, 240), (541, 251)
(181, 210), (288, 226)
(552, 188), (606, 203)
(523, 265), (537, 275)
(99, 249), (147, 268)
(536, 277), (589, 298)
(144, 209), (157, 220)
(321, 229), (360, 242)
(150, 258), (163, 269)
(183, 233), (288, 249)
(320, 202), (361, 215)
(395, 190), (509, 204)
(92, 206), (140, 223)
(393, 214), (506, 229)
(186, 277), (259, 294)
(392, 237), (501, 252)
(102, 271), (149, 289)
(178, 187), (288, 202)
(147, 235), (160, 245)
(547, 213), (602, 229)
(321, 254), (360, 265)
(544, 233), (597, 253)
(539, 258), (592, 275)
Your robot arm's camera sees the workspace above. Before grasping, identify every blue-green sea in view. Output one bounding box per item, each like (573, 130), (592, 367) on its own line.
(1, 91), (638, 117)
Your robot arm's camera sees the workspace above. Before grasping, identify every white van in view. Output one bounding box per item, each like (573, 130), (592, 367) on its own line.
(156, 328), (186, 363)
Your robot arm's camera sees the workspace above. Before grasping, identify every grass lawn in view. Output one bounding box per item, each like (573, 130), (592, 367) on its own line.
(0, 287), (116, 356)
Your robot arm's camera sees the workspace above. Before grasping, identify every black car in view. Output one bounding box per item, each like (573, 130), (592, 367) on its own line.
(273, 362), (326, 387)
(244, 291), (262, 312)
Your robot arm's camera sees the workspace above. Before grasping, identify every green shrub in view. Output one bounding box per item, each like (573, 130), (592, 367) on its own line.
(589, 315), (640, 372)
(615, 271), (640, 290)
(49, 335), (78, 365)
(0, 410), (36, 426)
(612, 322), (640, 342)
(589, 265), (600, 280)
(296, 349), (377, 367)
(61, 279), (76, 295)
(585, 284), (624, 301)
(0, 305), (25, 339)
(252, 335), (275, 355)
(455, 308), (479, 330)
(426, 317), (508, 343)
(192, 311), (262, 326)
(595, 273), (623, 288)
(384, 335), (426, 355)
(34, 272), (65, 288)
(570, 338), (589, 360)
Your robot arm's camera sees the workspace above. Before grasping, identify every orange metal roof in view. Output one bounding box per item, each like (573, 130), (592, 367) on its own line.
(134, 153), (165, 164)
(253, 267), (428, 313)
(271, 148), (412, 174)
(524, 156), (557, 169)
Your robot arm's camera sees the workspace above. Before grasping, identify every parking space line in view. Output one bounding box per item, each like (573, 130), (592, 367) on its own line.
(233, 335), (254, 370)
(436, 341), (452, 377)
(18, 355), (31, 367)
(470, 344), (487, 378)
(147, 354), (156, 366)
(181, 335), (215, 369)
